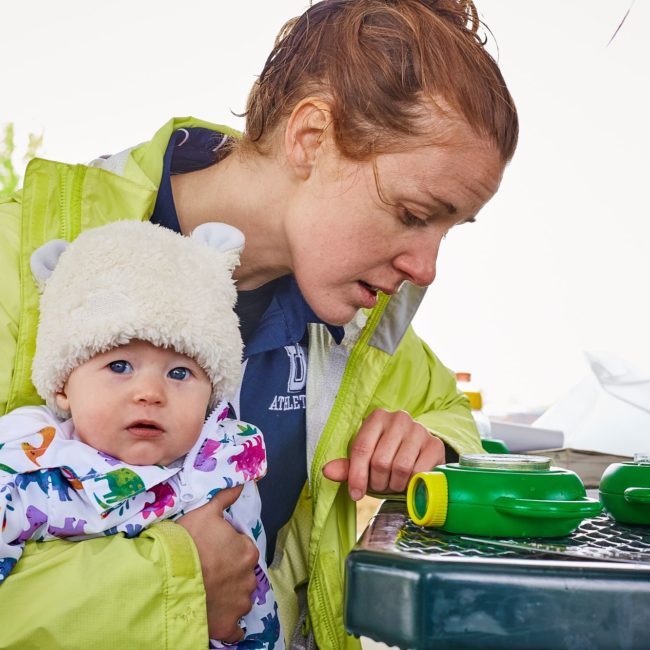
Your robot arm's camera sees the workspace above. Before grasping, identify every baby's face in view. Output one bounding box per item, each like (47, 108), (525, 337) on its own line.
(56, 340), (212, 466)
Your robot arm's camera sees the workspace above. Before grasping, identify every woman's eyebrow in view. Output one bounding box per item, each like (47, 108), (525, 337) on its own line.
(429, 194), (457, 215)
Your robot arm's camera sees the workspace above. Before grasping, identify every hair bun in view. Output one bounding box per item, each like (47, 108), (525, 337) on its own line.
(418, 0), (480, 36)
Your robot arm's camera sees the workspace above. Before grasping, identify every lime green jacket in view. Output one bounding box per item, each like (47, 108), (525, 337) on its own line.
(0, 117), (482, 649)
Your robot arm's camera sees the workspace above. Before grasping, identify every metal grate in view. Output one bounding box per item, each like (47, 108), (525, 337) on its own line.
(393, 512), (650, 564)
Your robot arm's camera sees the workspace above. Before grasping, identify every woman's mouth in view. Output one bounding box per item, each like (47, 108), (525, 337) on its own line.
(358, 281), (379, 308)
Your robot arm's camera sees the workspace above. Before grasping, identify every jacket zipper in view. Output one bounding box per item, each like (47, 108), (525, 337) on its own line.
(59, 165), (86, 241)
(310, 295), (389, 649)
(58, 170), (68, 240)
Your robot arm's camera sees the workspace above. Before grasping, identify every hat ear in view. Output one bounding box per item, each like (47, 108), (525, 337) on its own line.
(191, 223), (245, 270)
(30, 239), (70, 291)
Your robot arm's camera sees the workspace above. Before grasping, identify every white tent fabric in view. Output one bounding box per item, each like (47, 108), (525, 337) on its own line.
(535, 352), (650, 457)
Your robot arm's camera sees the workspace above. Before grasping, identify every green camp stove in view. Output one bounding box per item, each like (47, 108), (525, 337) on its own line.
(346, 496), (650, 649)
(407, 454), (602, 537)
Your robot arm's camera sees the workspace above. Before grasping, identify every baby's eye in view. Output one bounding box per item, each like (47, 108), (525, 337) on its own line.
(109, 360), (133, 374)
(168, 367), (191, 381)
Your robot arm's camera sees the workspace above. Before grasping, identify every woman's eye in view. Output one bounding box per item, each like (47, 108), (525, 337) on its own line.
(109, 360), (133, 374)
(402, 210), (427, 228)
(168, 367), (191, 381)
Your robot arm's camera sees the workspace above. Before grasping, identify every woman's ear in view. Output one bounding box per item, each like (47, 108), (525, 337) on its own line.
(284, 97), (333, 180)
(54, 389), (70, 414)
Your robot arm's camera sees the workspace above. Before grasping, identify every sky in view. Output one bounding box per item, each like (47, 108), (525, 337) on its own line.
(2, 0), (648, 416)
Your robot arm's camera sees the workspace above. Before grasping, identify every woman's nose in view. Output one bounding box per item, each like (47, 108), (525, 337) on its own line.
(393, 239), (439, 287)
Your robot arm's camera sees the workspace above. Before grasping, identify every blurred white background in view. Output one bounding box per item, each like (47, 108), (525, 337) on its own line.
(3, 0), (648, 416)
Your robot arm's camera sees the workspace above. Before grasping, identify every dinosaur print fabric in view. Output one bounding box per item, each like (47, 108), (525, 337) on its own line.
(0, 403), (283, 649)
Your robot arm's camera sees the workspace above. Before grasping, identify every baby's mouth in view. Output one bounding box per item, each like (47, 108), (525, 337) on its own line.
(127, 421), (164, 438)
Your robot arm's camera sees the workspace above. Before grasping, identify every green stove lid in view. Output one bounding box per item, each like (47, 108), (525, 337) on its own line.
(460, 453), (552, 472)
(600, 455), (650, 524)
(601, 457), (650, 492)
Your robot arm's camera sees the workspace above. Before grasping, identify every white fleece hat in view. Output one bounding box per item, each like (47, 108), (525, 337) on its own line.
(31, 220), (245, 418)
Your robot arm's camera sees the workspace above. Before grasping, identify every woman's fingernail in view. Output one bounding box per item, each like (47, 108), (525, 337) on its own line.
(350, 489), (362, 501)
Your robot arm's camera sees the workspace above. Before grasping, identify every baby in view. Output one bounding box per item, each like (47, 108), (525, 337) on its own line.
(0, 220), (282, 649)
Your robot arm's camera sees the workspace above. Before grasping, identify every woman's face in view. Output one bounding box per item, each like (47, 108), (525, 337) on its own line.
(285, 128), (505, 325)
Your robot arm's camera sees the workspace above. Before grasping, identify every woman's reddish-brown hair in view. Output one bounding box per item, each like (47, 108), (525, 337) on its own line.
(241, 0), (518, 162)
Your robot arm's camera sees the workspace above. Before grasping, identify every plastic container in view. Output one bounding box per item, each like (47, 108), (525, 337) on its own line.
(599, 454), (650, 525)
(407, 453), (602, 537)
(456, 372), (490, 435)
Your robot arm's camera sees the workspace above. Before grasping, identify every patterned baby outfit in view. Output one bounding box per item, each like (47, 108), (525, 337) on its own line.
(0, 402), (282, 649)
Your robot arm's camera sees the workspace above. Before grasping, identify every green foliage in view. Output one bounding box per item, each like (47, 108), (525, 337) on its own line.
(0, 123), (43, 199)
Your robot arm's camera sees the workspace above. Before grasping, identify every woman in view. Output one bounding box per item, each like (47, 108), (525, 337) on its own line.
(0, 0), (517, 648)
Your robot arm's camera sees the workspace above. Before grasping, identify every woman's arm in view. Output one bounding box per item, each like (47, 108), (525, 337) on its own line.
(0, 489), (260, 649)
(323, 325), (483, 497)
(0, 522), (208, 649)
(366, 325), (484, 454)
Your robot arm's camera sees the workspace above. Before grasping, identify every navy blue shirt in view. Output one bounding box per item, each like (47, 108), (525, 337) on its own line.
(150, 128), (344, 560)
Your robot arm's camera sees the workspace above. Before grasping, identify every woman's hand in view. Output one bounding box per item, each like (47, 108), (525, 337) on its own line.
(177, 486), (259, 643)
(322, 408), (445, 499)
